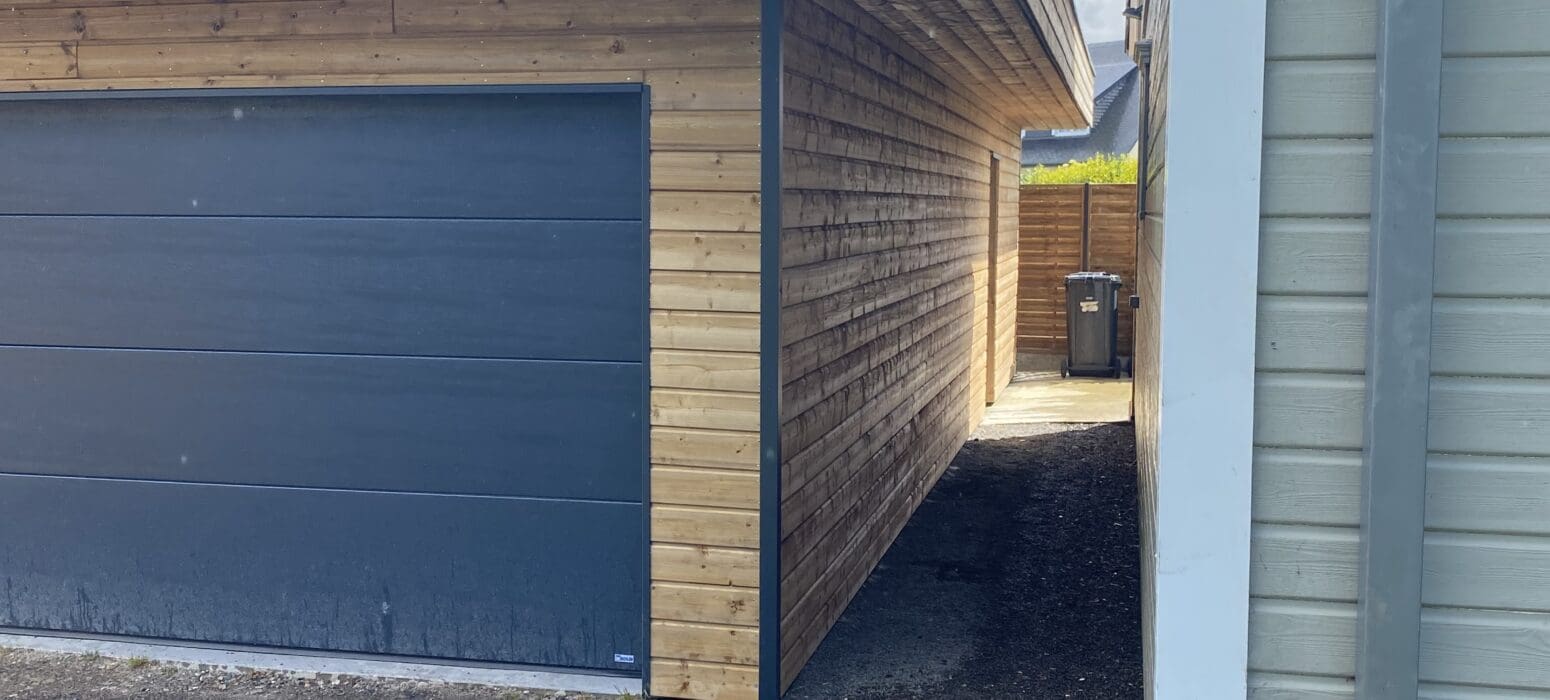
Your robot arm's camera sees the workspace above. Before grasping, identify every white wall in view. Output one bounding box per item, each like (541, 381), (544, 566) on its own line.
(1134, 0), (1267, 697)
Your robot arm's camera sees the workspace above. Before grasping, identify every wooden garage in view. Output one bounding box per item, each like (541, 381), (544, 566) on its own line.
(0, 1), (1089, 698)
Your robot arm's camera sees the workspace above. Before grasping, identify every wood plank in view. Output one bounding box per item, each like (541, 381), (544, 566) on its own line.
(1257, 218), (1368, 296)
(1263, 59), (1374, 139)
(651, 388), (759, 432)
(1440, 138), (1550, 217)
(1269, 56), (1550, 139)
(651, 543), (759, 588)
(1260, 139), (1372, 217)
(651, 582), (759, 626)
(8, 69), (647, 91)
(652, 350), (759, 393)
(1425, 533), (1550, 612)
(651, 659), (759, 700)
(653, 505), (759, 549)
(651, 427), (759, 471)
(0, 0), (392, 42)
(0, 41), (75, 79)
(1248, 599), (1357, 677)
(1422, 607), (1550, 689)
(1436, 219), (1550, 298)
(653, 466), (760, 510)
(1443, 0), (1550, 57)
(651, 620), (759, 667)
(73, 32), (760, 79)
(652, 231), (761, 273)
(1266, 0), (1377, 60)
(651, 271), (760, 313)
(653, 152), (762, 192)
(647, 68), (760, 110)
(1256, 296), (1366, 373)
(1253, 448), (1361, 528)
(1429, 455), (1550, 537)
(1434, 299), (1550, 378)
(651, 310), (759, 353)
(1256, 449), (1550, 539)
(1253, 372), (1365, 451)
(1249, 672), (1353, 699)
(652, 110), (762, 152)
(653, 192), (761, 233)
(1251, 523), (1358, 602)
(1431, 377), (1550, 457)
(395, 0), (760, 34)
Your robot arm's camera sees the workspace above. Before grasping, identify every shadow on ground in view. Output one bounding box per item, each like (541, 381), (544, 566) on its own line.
(785, 423), (1142, 699)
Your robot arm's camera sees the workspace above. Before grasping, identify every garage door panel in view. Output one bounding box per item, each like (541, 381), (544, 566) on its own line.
(0, 347), (642, 501)
(0, 87), (648, 673)
(0, 216), (643, 362)
(0, 92), (643, 220)
(0, 474), (643, 671)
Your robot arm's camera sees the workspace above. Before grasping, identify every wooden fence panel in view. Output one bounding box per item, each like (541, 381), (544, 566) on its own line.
(1017, 183), (1138, 357)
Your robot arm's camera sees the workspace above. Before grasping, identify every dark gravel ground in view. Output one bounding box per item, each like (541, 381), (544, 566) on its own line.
(785, 423), (1143, 699)
(0, 647), (617, 699)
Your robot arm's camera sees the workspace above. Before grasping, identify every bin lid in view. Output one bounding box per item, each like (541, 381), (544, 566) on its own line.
(1065, 271), (1123, 283)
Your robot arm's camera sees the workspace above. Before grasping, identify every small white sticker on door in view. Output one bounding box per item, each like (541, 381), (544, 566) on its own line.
(614, 653), (637, 664)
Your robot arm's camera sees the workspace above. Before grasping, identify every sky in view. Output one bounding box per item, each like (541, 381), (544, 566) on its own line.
(1075, 0), (1128, 43)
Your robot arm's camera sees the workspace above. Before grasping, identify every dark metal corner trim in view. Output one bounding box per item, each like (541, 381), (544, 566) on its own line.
(758, 0), (786, 698)
(1356, 0), (1443, 696)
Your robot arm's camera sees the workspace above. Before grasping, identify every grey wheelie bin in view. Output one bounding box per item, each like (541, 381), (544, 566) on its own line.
(1062, 272), (1123, 378)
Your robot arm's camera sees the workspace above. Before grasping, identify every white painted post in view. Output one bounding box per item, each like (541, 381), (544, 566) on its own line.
(1150, 1), (1266, 698)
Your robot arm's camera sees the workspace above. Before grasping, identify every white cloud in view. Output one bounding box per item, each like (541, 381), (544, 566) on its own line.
(1075, 0), (1128, 43)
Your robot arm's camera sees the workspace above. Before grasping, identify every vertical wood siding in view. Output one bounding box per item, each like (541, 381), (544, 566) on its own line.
(0, 3), (761, 698)
(778, 0), (1021, 688)
(1253, 1), (1550, 697)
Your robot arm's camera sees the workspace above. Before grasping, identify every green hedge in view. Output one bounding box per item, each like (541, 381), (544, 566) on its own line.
(1021, 152), (1138, 185)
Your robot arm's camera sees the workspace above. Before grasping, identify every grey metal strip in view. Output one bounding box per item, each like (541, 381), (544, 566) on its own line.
(759, 0), (785, 697)
(638, 85), (654, 691)
(1356, 0), (1443, 697)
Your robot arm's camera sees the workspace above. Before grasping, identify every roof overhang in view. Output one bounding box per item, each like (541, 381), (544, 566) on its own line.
(851, 0), (1095, 130)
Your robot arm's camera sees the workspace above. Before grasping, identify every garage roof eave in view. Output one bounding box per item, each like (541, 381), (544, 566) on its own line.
(852, 0), (1095, 130)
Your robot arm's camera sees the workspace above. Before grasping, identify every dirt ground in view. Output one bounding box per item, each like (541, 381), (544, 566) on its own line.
(0, 647), (618, 699)
(784, 423), (1143, 699)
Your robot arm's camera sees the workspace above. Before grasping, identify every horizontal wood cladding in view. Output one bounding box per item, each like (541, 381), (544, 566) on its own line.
(779, 0), (1020, 689)
(1256, 1), (1550, 694)
(1250, 600), (1550, 690)
(1017, 184), (1138, 356)
(0, 3), (761, 699)
(393, 0), (761, 34)
(846, 0), (1092, 128)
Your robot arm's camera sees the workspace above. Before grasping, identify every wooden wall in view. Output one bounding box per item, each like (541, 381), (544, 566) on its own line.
(1017, 183), (1138, 357)
(1253, 0), (1550, 696)
(0, 3), (762, 698)
(1130, 0), (1167, 691)
(778, 0), (1022, 689)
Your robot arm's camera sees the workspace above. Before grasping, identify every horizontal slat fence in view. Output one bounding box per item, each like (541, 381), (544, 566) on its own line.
(1017, 183), (1138, 357)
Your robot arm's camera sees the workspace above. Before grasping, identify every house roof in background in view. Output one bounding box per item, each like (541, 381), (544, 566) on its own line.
(1021, 40), (1140, 166)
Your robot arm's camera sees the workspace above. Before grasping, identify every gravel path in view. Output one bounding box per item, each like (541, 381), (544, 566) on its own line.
(785, 423), (1143, 699)
(0, 647), (620, 699)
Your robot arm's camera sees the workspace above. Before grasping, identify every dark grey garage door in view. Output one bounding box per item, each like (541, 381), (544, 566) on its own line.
(0, 87), (646, 673)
